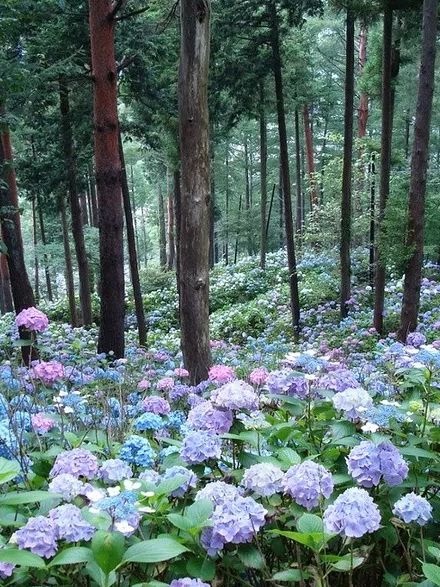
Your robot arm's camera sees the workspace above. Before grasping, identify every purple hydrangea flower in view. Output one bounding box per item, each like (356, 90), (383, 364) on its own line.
(267, 370), (310, 399)
(201, 495), (266, 556)
(32, 361), (65, 386)
(283, 461), (334, 510)
(50, 448), (99, 479)
(392, 492), (432, 526)
(48, 505), (95, 542)
(196, 481), (243, 505)
(347, 441), (408, 488)
(211, 380), (259, 411)
(162, 466), (197, 497)
(323, 487), (381, 538)
(170, 579), (210, 587)
(16, 307), (49, 332)
(139, 469), (160, 485)
(332, 388), (373, 421)
(180, 431), (222, 465)
(241, 463), (283, 497)
(0, 562), (15, 578)
(142, 395), (171, 415)
(316, 369), (359, 392)
(48, 473), (86, 501)
(407, 332), (426, 348)
(99, 459), (133, 484)
(208, 364), (236, 383)
(16, 516), (58, 558)
(187, 400), (233, 434)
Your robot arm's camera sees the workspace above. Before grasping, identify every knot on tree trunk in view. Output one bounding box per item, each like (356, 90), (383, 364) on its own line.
(194, 277), (205, 290)
(196, 0), (208, 22)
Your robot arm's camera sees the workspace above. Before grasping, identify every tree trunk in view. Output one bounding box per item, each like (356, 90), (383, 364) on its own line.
(404, 111), (411, 159)
(174, 167), (182, 298)
(167, 170), (176, 270)
(60, 196), (78, 327)
(244, 136), (252, 255)
(0, 253), (13, 313)
(340, 8), (355, 319)
(294, 107), (303, 234)
(269, 0), (300, 334)
(373, 6), (394, 333)
(59, 78), (93, 326)
(36, 194), (53, 301)
(358, 22), (369, 138)
(0, 113), (37, 363)
(234, 191), (242, 264)
(397, 0), (438, 341)
(158, 180), (167, 269)
(178, 0), (212, 383)
(88, 162), (99, 227)
(32, 197), (40, 302)
(224, 143), (230, 265)
(369, 153), (376, 287)
(260, 85), (268, 269)
(89, 0), (125, 357)
(79, 192), (89, 226)
(303, 104), (318, 210)
(119, 134), (147, 348)
(130, 164), (141, 269)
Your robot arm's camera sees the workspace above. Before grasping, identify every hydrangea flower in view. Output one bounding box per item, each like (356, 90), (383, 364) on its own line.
(32, 413), (56, 434)
(170, 580), (210, 587)
(332, 387), (373, 421)
(174, 368), (190, 378)
(211, 380), (259, 411)
(196, 481), (243, 504)
(142, 396), (170, 415)
(133, 412), (165, 432)
(99, 459), (133, 484)
(316, 369), (359, 392)
(208, 364), (236, 383)
(50, 448), (99, 479)
(392, 492), (432, 526)
(249, 367), (269, 386)
(187, 400), (233, 434)
(283, 461), (334, 510)
(0, 562), (15, 579)
(139, 469), (160, 485)
(16, 307), (49, 332)
(119, 435), (156, 468)
(32, 361), (65, 385)
(241, 463), (283, 497)
(162, 466), (197, 497)
(347, 441), (409, 487)
(48, 505), (95, 542)
(323, 487), (381, 538)
(94, 491), (140, 535)
(201, 495), (267, 555)
(181, 431), (222, 465)
(267, 370), (310, 399)
(48, 473), (86, 501)
(157, 377), (175, 391)
(407, 332), (426, 348)
(16, 516), (58, 558)
(137, 379), (151, 391)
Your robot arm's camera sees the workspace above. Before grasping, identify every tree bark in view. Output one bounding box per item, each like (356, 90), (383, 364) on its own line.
(369, 153), (376, 287)
(244, 136), (252, 255)
(303, 104), (318, 210)
(32, 197), (40, 302)
(158, 180), (167, 269)
(0, 253), (13, 313)
(36, 194), (53, 301)
(174, 167), (182, 298)
(269, 0), (300, 334)
(224, 143), (230, 265)
(59, 78), (93, 326)
(340, 8), (355, 319)
(59, 195), (78, 327)
(130, 164), (141, 269)
(178, 0), (212, 383)
(0, 113), (37, 363)
(397, 0), (438, 341)
(358, 22), (369, 138)
(260, 84), (268, 269)
(88, 162), (99, 227)
(89, 0), (125, 357)
(167, 170), (176, 270)
(294, 107), (303, 234)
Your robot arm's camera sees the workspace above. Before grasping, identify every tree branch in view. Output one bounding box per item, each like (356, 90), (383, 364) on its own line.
(115, 5), (150, 21)
(109, 0), (128, 20)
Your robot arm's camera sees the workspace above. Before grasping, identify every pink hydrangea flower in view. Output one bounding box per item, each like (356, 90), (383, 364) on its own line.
(208, 364), (236, 384)
(249, 367), (269, 386)
(32, 361), (65, 385)
(32, 413), (56, 434)
(157, 377), (175, 391)
(16, 307), (49, 332)
(137, 379), (151, 391)
(174, 367), (189, 378)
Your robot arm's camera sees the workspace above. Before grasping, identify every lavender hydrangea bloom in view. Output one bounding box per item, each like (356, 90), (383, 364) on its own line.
(139, 469), (160, 485)
(142, 395), (171, 415)
(0, 562), (15, 579)
(347, 441), (408, 488)
(162, 466), (197, 497)
(50, 448), (99, 479)
(201, 495), (267, 556)
(407, 332), (426, 348)
(180, 431), (222, 465)
(195, 481), (243, 504)
(211, 380), (259, 411)
(48, 505), (95, 542)
(316, 369), (359, 392)
(283, 461), (334, 510)
(267, 370), (310, 399)
(95, 491), (140, 535)
(99, 459), (133, 484)
(323, 487), (381, 538)
(16, 307), (49, 332)
(16, 516), (58, 558)
(392, 492), (432, 526)
(170, 579), (210, 587)
(241, 463), (283, 497)
(332, 388), (373, 421)
(187, 400), (233, 434)
(48, 473), (86, 501)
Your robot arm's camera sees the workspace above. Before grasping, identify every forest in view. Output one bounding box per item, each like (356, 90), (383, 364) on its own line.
(0, 0), (440, 585)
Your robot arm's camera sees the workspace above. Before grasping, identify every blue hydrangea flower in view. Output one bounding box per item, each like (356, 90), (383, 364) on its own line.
(180, 431), (222, 465)
(187, 401), (233, 434)
(170, 580), (210, 587)
(196, 481), (243, 505)
(364, 405), (405, 427)
(95, 491), (140, 534)
(347, 441), (408, 488)
(283, 461), (334, 510)
(48, 474), (86, 501)
(332, 388), (373, 421)
(392, 492), (432, 526)
(407, 332), (426, 348)
(133, 412), (165, 432)
(241, 463), (283, 497)
(16, 516), (58, 558)
(0, 561), (15, 579)
(119, 435), (156, 468)
(48, 504), (95, 542)
(166, 410), (186, 430)
(99, 459), (133, 483)
(162, 466), (197, 497)
(267, 370), (311, 399)
(50, 448), (98, 479)
(323, 487), (381, 538)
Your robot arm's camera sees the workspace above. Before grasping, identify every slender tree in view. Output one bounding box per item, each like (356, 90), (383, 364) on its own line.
(157, 180), (167, 269)
(60, 195), (78, 327)
(167, 170), (176, 270)
(0, 253), (13, 313)
(259, 84), (268, 269)
(397, 0), (438, 340)
(178, 0), (212, 383)
(358, 22), (369, 138)
(303, 104), (318, 209)
(294, 107), (303, 234)
(89, 0), (125, 357)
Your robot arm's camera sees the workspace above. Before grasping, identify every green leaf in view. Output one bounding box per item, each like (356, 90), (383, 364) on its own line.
(272, 569), (309, 582)
(155, 475), (188, 496)
(0, 458), (20, 484)
(186, 556), (216, 581)
(48, 547), (93, 567)
(423, 563), (440, 586)
(331, 557), (365, 571)
(185, 499), (213, 527)
(237, 544), (265, 569)
(91, 531), (125, 574)
(0, 548), (46, 569)
(400, 447), (438, 460)
(122, 538), (189, 564)
(277, 448), (301, 466)
(0, 491), (61, 505)
(297, 513), (323, 534)
(428, 547), (440, 561)
(167, 513), (194, 532)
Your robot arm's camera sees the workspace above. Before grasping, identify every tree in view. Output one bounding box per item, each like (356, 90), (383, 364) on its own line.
(397, 0), (438, 340)
(178, 0), (212, 383)
(89, 0), (125, 357)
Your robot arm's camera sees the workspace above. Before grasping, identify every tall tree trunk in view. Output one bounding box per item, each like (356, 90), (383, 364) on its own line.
(358, 22), (369, 138)
(158, 180), (167, 269)
(119, 134), (147, 347)
(397, 0), (438, 341)
(59, 78), (92, 326)
(130, 164), (141, 269)
(278, 161), (284, 247)
(373, 6), (394, 333)
(0, 253), (14, 313)
(60, 196), (78, 327)
(234, 191), (242, 264)
(174, 167), (182, 298)
(36, 194), (53, 301)
(269, 0), (300, 333)
(244, 136), (252, 255)
(260, 84), (268, 269)
(167, 170), (176, 270)
(294, 107), (303, 234)
(178, 0), (212, 383)
(0, 112), (37, 363)
(340, 7), (355, 319)
(303, 104), (318, 209)
(32, 197), (40, 302)
(140, 206), (148, 267)
(369, 153), (376, 287)
(89, 0), (125, 357)
(404, 111), (411, 159)
(224, 143), (230, 265)
(79, 192), (89, 226)
(88, 162), (99, 227)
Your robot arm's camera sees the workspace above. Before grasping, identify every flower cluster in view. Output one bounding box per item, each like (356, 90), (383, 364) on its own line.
(187, 400), (233, 434)
(208, 364), (236, 383)
(283, 461), (333, 510)
(50, 448), (99, 479)
(32, 361), (65, 385)
(347, 441), (409, 487)
(211, 380), (259, 411)
(332, 387), (373, 421)
(180, 431), (222, 465)
(119, 435), (156, 468)
(99, 459), (133, 483)
(323, 487), (381, 537)
(16, 307), (49, 332)
(392, 492), (432, 526)
(241, 463), (283, 497)
(142, 395), (171, 415)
